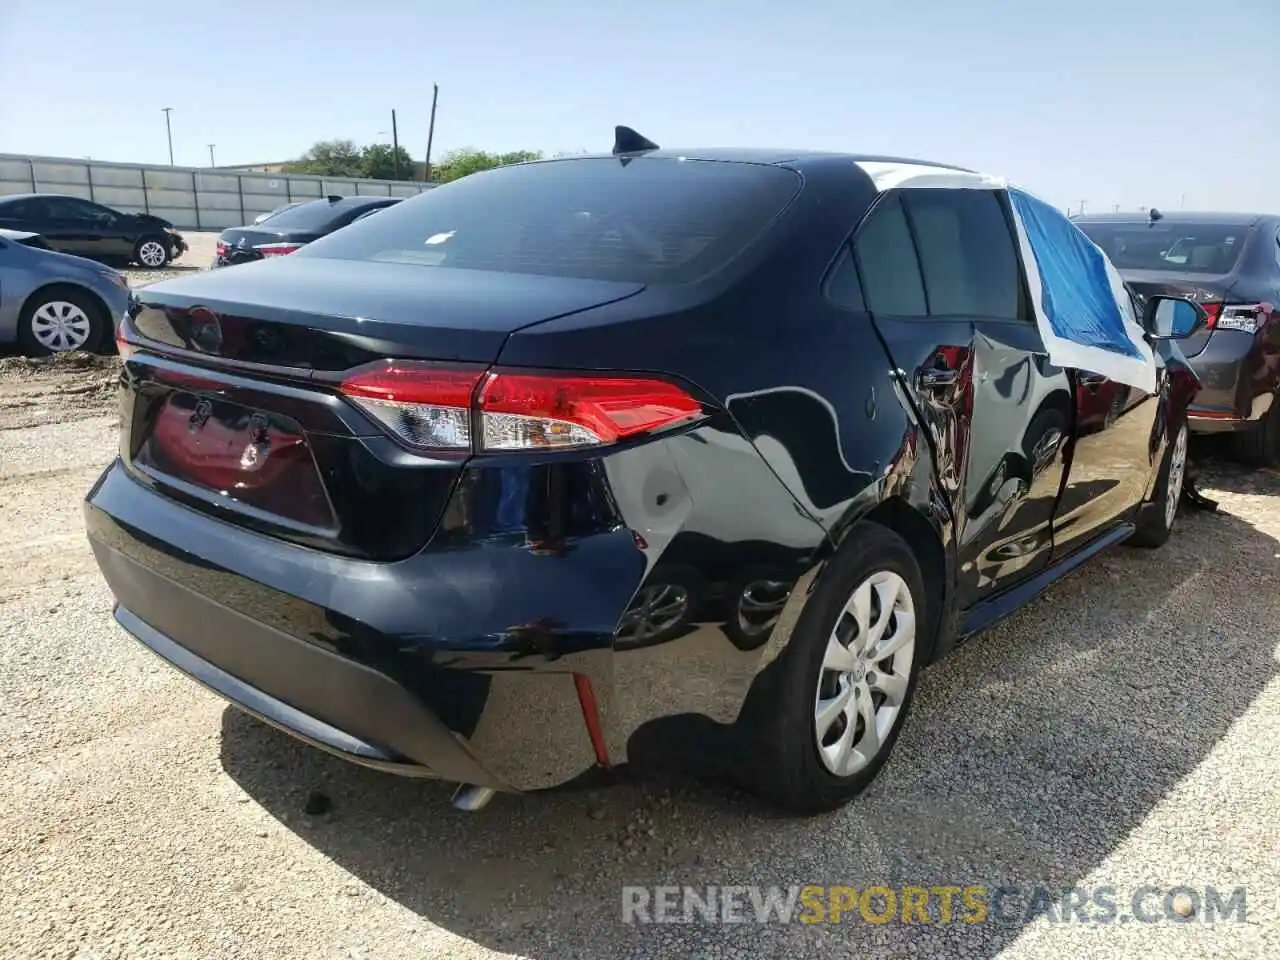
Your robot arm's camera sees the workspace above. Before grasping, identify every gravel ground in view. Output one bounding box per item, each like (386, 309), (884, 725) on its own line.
(1, 280), (1278, 957)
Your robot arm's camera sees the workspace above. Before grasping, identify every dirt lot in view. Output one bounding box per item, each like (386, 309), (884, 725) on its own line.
(1, 263), (1278, 958)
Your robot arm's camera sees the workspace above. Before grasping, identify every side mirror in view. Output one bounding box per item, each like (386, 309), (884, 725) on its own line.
(1143, 296), (1208, 340)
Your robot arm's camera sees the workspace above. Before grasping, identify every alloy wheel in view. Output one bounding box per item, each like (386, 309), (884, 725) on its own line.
(1165, 423), (1188, 530)
(138, 240), (168, 267)
(617, 583), (690, 644)
(814, 570), (916, 777)
(30, 301), (92, 352)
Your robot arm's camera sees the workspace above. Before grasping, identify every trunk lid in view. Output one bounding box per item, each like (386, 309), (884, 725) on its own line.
(122, 258), (644, 558)
(216, 226), (323, 266)
(135, 255), (644, 366)
(1122, 269), (1235, 359)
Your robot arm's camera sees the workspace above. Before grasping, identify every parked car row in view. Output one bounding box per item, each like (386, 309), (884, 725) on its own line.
(0, 191), (402, 356)
(87, 132), (1225, 816)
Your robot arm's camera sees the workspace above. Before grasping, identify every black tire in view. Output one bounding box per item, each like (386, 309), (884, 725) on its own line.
(1230, 396), (1280, 467)
(741, 523), (927, 814)
(1129, 417), (1189, 549)
(16, 286), (109, 357)
(133, 235), (171, 269)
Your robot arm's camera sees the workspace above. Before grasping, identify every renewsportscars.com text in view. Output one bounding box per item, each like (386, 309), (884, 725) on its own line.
(621, 884), (1247, 926)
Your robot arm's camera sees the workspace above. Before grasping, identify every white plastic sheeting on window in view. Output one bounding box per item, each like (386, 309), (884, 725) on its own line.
(852, 160), (1158, 393)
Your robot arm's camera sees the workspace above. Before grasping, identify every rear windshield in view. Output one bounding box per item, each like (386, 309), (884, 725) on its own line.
(297, 158), (802, 284)
(258, 200), (365, 232)
(1076, 220), (1249, 274)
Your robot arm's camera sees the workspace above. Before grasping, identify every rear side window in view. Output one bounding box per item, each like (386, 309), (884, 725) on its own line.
(1075, 220), (1248, 275)
(0, 199), (37, 218)
(823, 246), (865, 311)
(298, 158), (802, 284)
(852, 195), (927, 315)
(904, 189), (1023, 320)
(258, 200), (354, 232)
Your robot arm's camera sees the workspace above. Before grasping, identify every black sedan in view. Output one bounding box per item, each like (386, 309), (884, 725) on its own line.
(214, 195), (402, 267)
(0, 193), (187, 268)
(91, 138), (1206, 815)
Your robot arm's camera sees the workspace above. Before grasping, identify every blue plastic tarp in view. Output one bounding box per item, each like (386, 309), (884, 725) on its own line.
(1007, 189), (1140, 359)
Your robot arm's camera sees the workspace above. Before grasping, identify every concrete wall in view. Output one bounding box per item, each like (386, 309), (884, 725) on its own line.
(0, 153), (433, 231)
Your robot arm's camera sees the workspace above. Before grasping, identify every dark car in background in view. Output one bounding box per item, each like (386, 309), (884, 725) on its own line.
(0, 228), (131, 355)
(214, 195), (403, 267)
(1075, 211), (1280, 464)
(0, 193), (187, 269)
(91, 146), (1205, 816)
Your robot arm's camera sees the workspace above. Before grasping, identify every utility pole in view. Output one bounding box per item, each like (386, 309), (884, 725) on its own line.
(162, 107), (175, 166)
(1078, 200), (1087, 216)
(424, 84), (439, 183)
(207, 144), (216, 167)
(391, 109), (401, 180)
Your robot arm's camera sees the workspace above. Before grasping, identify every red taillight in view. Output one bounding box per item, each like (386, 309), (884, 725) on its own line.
(215, 240), (229, 258)
(339, 362), (483, 450)
(478, 372), (702, 449)
(338, 363), (703, 452)
(1200, 302), (1222, 329)
(254, 242), (304, 257)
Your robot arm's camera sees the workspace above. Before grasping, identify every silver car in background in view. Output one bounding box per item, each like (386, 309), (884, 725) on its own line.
(0, 228), (131, 355)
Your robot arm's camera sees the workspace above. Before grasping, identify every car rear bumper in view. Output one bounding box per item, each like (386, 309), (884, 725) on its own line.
(84, 458), (642, 793)
(1186, 329), (1278, 432)
(113, 603), (498, 784)
(84, 405), (834, 794)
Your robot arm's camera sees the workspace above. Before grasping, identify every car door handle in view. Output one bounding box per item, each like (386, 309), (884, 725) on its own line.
(1078, 372), (1108, 392)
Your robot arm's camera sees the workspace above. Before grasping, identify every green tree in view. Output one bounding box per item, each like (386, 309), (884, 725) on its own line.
(432, 148), (543, 184)
(360, 143), (417, 180)
(284, 139), (363, 177)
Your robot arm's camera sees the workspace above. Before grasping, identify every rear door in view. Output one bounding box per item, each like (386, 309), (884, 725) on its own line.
(81, 200), (136, 259)
(40, 197), (103, 258)
(852, 188), (1073, 610)
(2, 197), (79, 253)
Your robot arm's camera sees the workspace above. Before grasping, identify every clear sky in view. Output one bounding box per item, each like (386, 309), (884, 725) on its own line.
(1, 0), (1276, 213)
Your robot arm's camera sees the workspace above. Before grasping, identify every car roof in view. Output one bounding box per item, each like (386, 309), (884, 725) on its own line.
(1074, 211), (1272, 227)
(523, 148), (978, 174)
(307, 195), (403, 209)
(0, 192), (99, 202)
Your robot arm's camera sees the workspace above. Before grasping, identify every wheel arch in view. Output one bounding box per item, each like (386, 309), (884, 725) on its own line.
(855, 497), (951, 664)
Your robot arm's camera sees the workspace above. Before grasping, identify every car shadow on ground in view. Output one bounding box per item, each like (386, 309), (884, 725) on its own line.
(219, 496), (1279, 957)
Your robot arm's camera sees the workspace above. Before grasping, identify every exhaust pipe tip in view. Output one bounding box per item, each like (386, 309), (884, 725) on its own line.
(451, 784), (497, 812)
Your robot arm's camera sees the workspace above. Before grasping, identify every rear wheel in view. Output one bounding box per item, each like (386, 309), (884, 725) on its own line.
(17, 287), (108, 356)
(1230, 395), (1280, 467)
(1129, 418), (1188, 548)
(742, 524), (925, 814)
(134, 235), (171, 269)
